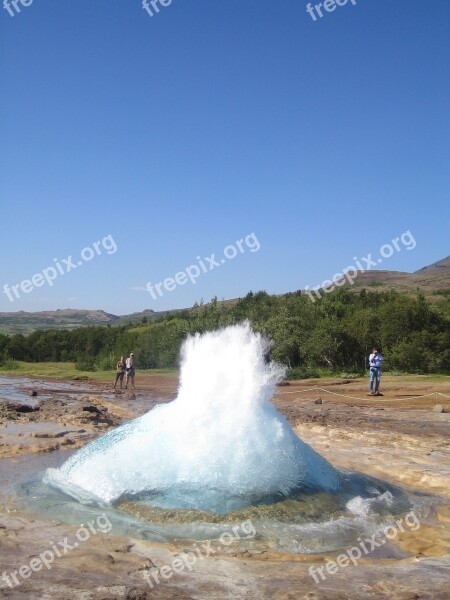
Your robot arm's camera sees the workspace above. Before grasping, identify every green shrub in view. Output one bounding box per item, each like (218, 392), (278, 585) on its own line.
(286, 366), (320, 380)
(75, 358), (97, 372)
(383, 370), (409, 376)
(97, 353), (116, 371)
(0, 359), (20, 370)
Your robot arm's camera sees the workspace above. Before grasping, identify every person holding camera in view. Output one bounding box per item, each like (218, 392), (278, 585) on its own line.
(368, 347), (383, 396)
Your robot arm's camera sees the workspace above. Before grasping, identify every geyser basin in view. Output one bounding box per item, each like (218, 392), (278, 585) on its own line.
(19, 467), (414, 554)
(45, 323), (343, 513)
(33, 322), (418, 554)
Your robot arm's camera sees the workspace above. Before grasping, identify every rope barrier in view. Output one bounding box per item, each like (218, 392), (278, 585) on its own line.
(277, 387), (319, 395)
(277, 387), (450, 402)
(319, 388), (447, 401)
(316, 388), (372, 401)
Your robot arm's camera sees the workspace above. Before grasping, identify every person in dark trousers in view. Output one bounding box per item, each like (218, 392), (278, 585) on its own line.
(368, 347), (383, 396)
(114, 356), (126, 390)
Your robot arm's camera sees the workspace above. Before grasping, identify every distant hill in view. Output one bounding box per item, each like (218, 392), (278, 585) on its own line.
(1, 256), (448, 335)
(0, 308), (183, 335)
(337, 255), (450, 300)
(414, 255), (450, 275)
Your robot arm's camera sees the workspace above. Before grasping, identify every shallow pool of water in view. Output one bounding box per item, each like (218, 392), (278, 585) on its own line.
(2, 451), (432, 556)
(0, 375), (97, 407)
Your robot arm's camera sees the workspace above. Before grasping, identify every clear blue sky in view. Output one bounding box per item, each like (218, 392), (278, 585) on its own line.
(1, 0), (449, 315)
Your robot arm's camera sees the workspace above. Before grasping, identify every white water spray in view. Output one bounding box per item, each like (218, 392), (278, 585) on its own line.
(45, 323), (342, 513)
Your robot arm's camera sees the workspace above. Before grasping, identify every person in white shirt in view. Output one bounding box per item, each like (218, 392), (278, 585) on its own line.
(368, 347), (383, 396)
(125, 352), (135, 390)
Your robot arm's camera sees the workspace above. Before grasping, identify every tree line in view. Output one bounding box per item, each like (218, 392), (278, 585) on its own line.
(0, 289), (449, 375)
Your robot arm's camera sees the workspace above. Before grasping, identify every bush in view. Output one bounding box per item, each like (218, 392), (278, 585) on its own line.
(383, 370), (409, 376)
(0, 359), (20, 370)
(286, 366), (320, 380)
(75, 358), (97, 372)
(340, 372), (362, 379)
(97, 353), (116, 371)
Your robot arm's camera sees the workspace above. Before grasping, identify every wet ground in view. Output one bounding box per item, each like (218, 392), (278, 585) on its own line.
(0, 374), (449, 599)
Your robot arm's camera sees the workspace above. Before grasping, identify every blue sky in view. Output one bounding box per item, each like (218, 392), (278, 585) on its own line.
(1, 0), (449, 315)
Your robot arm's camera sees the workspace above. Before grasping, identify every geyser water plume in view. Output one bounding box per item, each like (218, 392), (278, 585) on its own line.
(45, 323), (342, 513)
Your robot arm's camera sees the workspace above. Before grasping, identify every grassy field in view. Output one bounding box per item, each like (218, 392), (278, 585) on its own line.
(0, 361), (448, 386)
(0, 361), (177, 381)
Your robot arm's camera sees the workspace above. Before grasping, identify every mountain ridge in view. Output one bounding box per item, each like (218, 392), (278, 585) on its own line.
(1, 256), (448, 335)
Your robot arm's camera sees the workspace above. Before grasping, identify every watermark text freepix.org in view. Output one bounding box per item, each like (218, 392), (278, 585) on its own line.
(145, 233), (260, 300)
(304, 230), (416, 303)
(3, 234), (118, 303)
(3, 0), (33, 17)
(306, 0), (358, 22)
(142, 0), (173, 18)
(1, 513), (112, 589)
(143, 519), (256, 588)
(309, 510), (420, 583)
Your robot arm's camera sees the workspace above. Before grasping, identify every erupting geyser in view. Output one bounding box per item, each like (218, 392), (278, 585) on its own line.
(45, 323), (342, 513)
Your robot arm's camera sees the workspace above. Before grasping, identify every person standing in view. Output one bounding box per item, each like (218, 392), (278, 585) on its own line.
(368, 347), (383, 396)
(114, 355), (126, 390)
(125, 352), (135, 389)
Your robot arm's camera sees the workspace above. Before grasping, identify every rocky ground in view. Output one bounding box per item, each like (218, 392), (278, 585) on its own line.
(0, 374), (449, 599)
